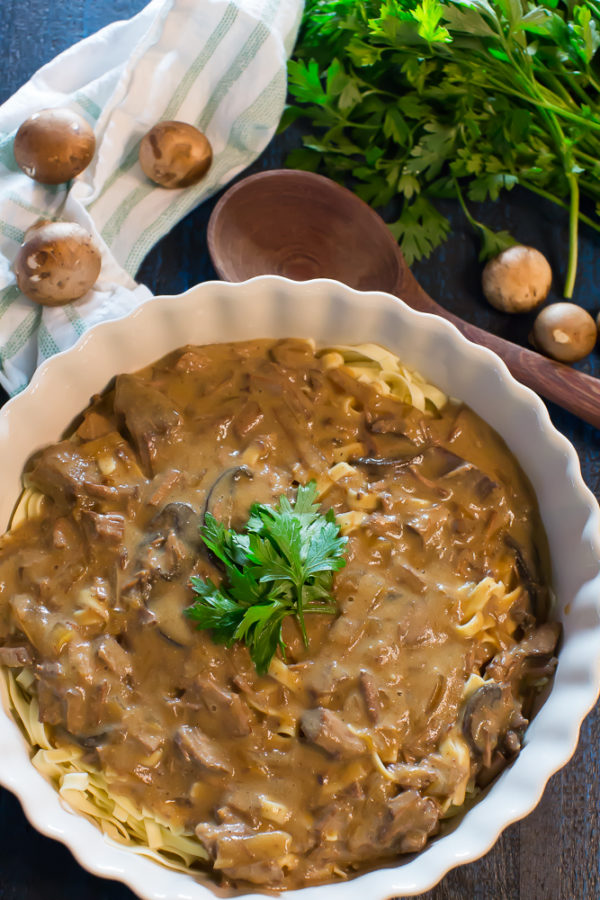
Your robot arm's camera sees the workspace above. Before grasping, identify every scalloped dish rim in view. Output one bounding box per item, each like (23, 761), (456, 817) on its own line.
(0, 276), (599, 900)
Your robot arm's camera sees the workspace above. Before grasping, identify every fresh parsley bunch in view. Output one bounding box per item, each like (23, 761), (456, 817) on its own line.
(285, 0), (600, 296)
(186, 482), (347, 675)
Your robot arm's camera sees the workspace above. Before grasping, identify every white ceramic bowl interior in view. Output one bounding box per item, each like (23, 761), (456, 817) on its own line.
(0, 277), (599, 900)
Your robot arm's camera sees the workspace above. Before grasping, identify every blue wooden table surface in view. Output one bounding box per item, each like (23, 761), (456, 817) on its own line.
(0, 2), (599, 898)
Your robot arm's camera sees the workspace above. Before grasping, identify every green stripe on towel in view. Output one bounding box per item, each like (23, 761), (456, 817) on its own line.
(89, 2), (239, 214)
(1, 307), (42, 362)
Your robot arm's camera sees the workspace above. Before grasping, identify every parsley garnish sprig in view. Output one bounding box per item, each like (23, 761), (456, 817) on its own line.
(285, 0), (600, 297)
(186, 482), (347, 675)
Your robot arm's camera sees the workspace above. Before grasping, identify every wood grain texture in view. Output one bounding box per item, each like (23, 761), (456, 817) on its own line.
(396, 262), (600, 430)
(0, 3), (599, 900)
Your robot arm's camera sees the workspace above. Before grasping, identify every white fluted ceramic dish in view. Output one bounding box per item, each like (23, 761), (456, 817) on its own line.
(0, 277), (599, 900)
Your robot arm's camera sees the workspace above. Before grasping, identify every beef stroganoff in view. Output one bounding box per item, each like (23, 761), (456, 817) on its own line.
(0, 339), (559, 888)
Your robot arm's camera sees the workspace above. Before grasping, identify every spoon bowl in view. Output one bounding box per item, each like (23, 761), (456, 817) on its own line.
(207, 169), (401, 291)
(207, 169), (600, 431)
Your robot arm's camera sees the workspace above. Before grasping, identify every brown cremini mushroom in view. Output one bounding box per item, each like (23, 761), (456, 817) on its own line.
(14, 108), (96, 185)
(14, 221), (101, 306)
(531, 302), (597, 363)
(482, 245), (552, 313)
(138, 121), (212, 188)
(462, 682), (525, 768)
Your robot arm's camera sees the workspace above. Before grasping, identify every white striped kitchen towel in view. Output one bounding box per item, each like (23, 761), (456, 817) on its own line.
(0, 0), (302, 395)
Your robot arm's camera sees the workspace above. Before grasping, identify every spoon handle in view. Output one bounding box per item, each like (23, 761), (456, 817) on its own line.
(395, 264), (600, 431)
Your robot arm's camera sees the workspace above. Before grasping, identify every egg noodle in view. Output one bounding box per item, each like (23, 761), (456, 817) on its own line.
(0, 343), (526, 874)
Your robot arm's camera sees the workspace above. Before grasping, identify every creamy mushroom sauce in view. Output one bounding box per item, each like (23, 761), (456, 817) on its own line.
(0, 339), (559, 888)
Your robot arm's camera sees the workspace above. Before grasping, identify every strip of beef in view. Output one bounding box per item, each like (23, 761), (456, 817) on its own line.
(195, 822), (292, 886)
(35, 655), (129, 738)
(175, 725), (232, 773)
(76, 410), (114, 441)
(81, 511), (125, 544)
(97, 636), (133, 677)
(36, 678), (63, 726)
(0, 645), (32, 667)
(67, 640), (96, 684)
(121, 713), (165, 753)
(326, 572), (385, 647)
(26, 442), (99, 506)
(232, 402), (264, 439)
(378, 790), (439, 853)
(302, 659), (349, 700)
(186, 677), (250, 737)
(300, 708), (365, 758)
(359, 670), (380, 724)
(145, 469), (182, 507)
(114, 374), (183, 474)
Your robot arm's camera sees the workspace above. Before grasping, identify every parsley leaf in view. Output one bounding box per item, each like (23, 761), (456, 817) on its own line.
(185, 482), (347, 675)
(388, 196), (451, 264)
(286, 0), (600, 297)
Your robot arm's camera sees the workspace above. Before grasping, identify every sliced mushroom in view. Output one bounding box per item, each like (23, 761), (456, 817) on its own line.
(131, 504), (203, 646)
(203, 465), (253, 527)
(134, 502), (202, 584)
(150, 501), (202, 550)
(504, 533), (543, 619)
(462, 682), (526, 767)
(485, 622), (561, 685)
(354, 454), (422, 474)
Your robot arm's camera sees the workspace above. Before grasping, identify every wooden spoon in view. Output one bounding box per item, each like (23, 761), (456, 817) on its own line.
(208, 169), (600, 430)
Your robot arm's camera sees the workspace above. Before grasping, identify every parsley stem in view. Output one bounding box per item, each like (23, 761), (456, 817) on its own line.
(481, 75), (600, 133)
(452, 177), (480, 232)
(290, 0), (600, 297)
(518, 180), (600, 234)
(564, 173), (580, 299)
(586, 72), (600, 96)
(296, 584), (309, 648)
(518, 69), (582, 297)
(556, 69), (596, 106)
(574, 148), (600, 168)
(575, 177), (600, 197)
(354, 74), (398, 99)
